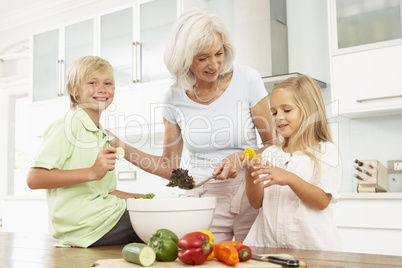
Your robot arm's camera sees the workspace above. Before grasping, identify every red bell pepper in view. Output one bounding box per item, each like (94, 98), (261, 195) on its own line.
(235, 245), (252, 261)
(177, 231), (213, 265)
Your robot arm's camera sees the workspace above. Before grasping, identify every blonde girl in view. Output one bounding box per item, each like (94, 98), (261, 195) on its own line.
(242, 75), (342, 251)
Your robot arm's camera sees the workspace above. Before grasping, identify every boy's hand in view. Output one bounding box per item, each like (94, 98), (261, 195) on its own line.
(90, 146), (116, 181)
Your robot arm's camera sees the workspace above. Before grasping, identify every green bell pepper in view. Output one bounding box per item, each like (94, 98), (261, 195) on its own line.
(148, 229), (179, 262)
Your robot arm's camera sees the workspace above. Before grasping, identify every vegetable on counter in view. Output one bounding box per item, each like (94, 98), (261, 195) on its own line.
(148, 229), (179, 262)
(177, 231), (213, 265)
(133, 193), (155, 199)
(122, 243), (155, 267)
(197, 230), (215, 261)
(243, 148), (257, 160)
(166, 168), (195, 189)
(235, 245), (252, 262)
(143, 193), (155, 199)
(214, 241), (243, 266)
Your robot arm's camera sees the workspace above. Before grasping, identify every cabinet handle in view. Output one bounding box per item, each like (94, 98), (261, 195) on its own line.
(56, 60), (60, 96)
(356, 94), (402, 103)
(59, 60), (64, 96)
(56, 60), (65, 96)
(132, 42), (142, 83)
(132, 42), (137, 83)
(136, 41), (142, 83)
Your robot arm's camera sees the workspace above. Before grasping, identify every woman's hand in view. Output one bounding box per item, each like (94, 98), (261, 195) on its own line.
(105, 129), (124, 148)
(213, 152), (243, 180)
(89, 146), (117, 181)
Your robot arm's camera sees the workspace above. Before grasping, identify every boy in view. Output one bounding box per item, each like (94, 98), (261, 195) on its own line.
(27, 56), (143, 247)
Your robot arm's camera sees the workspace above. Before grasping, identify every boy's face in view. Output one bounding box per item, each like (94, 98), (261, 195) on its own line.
(74, 73), (115, 113)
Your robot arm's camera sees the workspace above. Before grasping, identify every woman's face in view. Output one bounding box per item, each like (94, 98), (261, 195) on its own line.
(269, 89), (302, 139)
(190, 33), (224, 83)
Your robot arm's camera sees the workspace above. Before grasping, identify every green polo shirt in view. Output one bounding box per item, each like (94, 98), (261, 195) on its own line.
(32, 108), (125, 247)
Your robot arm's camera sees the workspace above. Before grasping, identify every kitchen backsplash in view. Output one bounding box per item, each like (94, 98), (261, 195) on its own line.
(336, 114), (402, 193)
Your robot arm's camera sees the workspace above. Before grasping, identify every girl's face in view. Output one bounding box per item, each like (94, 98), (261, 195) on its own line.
(190, 33), (224, 83)
(270, 89), (302, 139)
(75, 73), (115, 113)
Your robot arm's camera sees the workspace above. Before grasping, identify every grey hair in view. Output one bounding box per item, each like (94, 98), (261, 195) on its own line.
(164, 8), (235, 90)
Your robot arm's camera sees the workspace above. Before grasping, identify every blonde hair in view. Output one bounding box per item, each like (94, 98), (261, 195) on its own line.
(66, 56), (114, 110)
(271, 75), (332, 171)
(164, 8), (235, 90)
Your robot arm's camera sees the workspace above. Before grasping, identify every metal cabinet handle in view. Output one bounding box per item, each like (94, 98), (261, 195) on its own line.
(56, 60), (65, 96)
(59, 59), (64, 96)
(356, 94), (402, 102)
(132, 42), (137, 83)
(56, 60), (61, 96)
(132, 41), (142, 83)
(136, 41), (142, 83)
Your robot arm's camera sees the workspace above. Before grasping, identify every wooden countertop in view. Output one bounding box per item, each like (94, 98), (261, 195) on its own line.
(1, 231), (402, 268)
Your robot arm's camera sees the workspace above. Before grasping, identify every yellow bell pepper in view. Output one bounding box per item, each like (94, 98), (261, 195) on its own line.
(243, 148), (257, 160)
(197, 230), (215, 261)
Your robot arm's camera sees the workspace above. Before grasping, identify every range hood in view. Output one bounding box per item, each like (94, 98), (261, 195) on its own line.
(233, 0), (326, 92)
(262, 73), (327, 93)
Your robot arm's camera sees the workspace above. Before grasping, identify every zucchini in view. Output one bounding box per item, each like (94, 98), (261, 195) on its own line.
(122, 243), (156, 266)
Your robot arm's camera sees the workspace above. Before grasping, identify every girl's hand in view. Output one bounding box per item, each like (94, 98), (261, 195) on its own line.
(90, 146), (116, 181)
(242, 154), (261, 173)
(213, 152), (242, 180)
(251, 160), (295, 187)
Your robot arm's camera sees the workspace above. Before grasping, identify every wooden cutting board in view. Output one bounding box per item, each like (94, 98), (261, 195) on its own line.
(93, 254), (307, 267)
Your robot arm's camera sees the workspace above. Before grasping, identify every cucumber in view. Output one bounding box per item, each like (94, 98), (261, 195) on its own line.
(115, 146), (125, 160)
(122, 243), (156, 266)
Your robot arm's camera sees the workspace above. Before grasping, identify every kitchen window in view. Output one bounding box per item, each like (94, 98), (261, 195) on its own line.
(8, 95), (44, 197)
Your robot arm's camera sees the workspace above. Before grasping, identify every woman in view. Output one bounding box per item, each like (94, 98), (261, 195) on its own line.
(110, 8), (275, 242)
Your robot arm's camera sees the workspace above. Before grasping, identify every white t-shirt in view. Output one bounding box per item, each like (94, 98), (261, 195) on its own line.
(243, 142), (343, 251)
(162, 65), (268, 181)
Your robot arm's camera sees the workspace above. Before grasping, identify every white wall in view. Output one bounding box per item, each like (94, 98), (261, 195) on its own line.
(286, 0), (402, 193)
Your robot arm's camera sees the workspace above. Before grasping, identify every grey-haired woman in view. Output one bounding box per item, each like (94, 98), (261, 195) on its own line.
(110, 8), (275, 242)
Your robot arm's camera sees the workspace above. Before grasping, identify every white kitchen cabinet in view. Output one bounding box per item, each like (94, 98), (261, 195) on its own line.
(99, 0), (177, 86)
(328, 0), (402, 117)
(32, 28), (60, 102)
(30, 17), (95, 138)
(334, 193), (402, 256)
(330, 45), (402, 117)
(29, 0), (178, 137)
(31, 0), (177, 103)
(31, 17), (95, 103)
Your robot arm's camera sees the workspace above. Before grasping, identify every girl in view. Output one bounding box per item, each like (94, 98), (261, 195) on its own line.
(242, 75), (342, 251)
(27, 56), (144, 247)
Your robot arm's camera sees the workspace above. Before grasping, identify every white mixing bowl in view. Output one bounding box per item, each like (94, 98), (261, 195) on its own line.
(127, 195), (216, 243)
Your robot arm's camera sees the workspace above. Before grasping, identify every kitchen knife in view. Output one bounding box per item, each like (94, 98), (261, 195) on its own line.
(252, 254), (300, 267)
